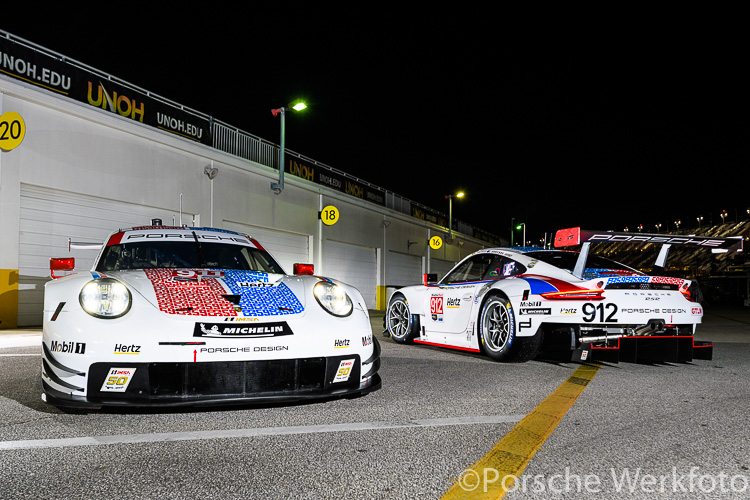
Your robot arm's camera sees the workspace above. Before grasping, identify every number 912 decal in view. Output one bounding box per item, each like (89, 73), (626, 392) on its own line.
(582, 303), (618, 323)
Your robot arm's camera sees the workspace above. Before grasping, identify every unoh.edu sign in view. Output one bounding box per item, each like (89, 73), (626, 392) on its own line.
(0, 36), (211, 144)
(285, 151), (386, 206)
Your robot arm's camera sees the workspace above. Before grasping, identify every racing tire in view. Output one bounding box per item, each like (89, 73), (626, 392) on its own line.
(386, 295), (418, 344)
(512, 326), (543, 362)
(479, 293), (518, 361)
(479, 293), (541, 362)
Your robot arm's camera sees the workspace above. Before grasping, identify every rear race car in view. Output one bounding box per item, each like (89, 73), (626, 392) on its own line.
(385, 227), (743, 364)
(42, 224), (380, 408)
(549, 228), (742, 363)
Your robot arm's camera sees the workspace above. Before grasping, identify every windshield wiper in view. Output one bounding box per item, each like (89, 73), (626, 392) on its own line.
(191, 231), (207, 268)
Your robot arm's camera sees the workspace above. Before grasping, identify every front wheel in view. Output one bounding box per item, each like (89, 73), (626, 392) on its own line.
(386, 295), (418, 343)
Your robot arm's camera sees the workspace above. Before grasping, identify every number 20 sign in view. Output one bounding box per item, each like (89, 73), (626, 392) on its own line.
(0, 112), (25, 152)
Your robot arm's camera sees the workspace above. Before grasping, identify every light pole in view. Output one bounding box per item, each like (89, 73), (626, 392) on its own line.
(515, 222), (526, 247)
(445, 192), (464, 241)
(270, 101), (307, 194)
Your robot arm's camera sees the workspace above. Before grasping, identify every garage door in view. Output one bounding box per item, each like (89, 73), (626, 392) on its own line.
(430, 258), (458, 281)
(324, 240), (377, 310)
(221, 221), (310, 275)
(387, 251), (422, 288)
(18, 185), (191, 326)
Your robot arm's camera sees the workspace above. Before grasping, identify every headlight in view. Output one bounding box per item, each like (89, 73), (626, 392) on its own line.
(313, 281), (353, 317)
(79, 278), (132, 318)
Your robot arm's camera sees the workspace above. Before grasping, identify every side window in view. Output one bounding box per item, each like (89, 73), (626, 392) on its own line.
(484, 257), (526, 280)
(442, 254), (497, 283)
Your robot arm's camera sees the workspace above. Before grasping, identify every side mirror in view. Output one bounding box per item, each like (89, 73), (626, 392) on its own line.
(50, 257), (75, 279)
(423, 273), (438, 285)
(293, 263), (314, 276)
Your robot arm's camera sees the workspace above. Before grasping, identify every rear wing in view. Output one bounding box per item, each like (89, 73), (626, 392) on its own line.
(554, 227), (744, 279)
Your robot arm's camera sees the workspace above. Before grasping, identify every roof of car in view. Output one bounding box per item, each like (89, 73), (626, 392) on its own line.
(122, 226), (243, 234)
(103, 226), (260, 248)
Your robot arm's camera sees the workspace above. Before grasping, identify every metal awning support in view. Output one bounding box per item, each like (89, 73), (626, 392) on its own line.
(572, 242), (590, 279)
(654, 243), (671, 269)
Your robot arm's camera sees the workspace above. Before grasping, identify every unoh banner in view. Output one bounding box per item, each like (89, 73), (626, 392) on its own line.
(0, 36), (211, 144)
(285, 151), (386, 207)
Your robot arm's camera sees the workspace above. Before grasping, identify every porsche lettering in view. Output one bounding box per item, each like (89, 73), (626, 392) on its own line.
(588, 234), (727, 247)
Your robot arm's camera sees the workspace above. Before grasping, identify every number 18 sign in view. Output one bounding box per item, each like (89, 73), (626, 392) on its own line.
(320, 205), (339, 226)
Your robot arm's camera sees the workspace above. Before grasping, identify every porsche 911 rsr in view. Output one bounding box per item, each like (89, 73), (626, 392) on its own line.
(385, 228), (743, 363)
(42, 224), (381, 408)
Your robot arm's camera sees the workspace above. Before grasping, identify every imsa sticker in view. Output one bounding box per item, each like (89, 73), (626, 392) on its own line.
(333, 359), (355, 383)
(100, 368), (136, 392)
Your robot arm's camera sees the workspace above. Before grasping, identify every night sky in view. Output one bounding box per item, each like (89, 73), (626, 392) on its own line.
(4, 11), (748, 245)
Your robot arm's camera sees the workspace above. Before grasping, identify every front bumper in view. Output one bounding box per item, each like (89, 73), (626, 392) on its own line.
(42, 340), (381, 409)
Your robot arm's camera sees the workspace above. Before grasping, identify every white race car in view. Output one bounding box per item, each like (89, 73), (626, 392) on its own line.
(43, 223), (381, 408)
(385, 228), (743, 363)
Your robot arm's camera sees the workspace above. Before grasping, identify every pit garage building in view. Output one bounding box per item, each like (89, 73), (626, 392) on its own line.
(0, 31), (504, 329)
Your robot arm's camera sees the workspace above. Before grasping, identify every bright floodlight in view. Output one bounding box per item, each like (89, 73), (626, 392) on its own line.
(292, 102), (307, 111)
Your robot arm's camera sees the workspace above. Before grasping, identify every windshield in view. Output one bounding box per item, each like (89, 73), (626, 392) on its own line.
(96, 241), (285, 274)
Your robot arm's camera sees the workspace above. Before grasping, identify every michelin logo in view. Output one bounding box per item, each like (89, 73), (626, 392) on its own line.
(194, 321), (293, 338)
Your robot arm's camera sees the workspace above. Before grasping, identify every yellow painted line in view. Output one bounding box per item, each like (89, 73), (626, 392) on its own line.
(442, 362), (601, 499)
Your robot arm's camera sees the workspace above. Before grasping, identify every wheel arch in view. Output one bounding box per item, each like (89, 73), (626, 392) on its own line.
(386, 286), (427, 315)
(475, 284), (543, 362)
(476, 280), (528, 314)
(475, 279), (535, 338)
(384, 290), (421, 343)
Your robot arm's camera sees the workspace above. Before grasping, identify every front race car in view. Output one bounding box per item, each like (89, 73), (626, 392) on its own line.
(42, 225), (381, 409)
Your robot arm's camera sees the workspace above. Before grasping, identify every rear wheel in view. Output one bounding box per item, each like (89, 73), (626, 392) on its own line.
(386, 295), (418, 343)
(478, 293), (541, 362)
(479, 294), (516, 361)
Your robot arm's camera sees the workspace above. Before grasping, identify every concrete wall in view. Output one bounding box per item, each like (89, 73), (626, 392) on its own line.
(0, 76), (500, 327)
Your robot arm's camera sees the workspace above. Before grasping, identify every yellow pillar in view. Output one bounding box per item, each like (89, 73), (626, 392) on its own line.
(376, 285), (387, 310)
(0, 269), (19, 329)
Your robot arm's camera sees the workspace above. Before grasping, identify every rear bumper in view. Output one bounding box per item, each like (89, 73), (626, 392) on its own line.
(572, 336), (713, 363)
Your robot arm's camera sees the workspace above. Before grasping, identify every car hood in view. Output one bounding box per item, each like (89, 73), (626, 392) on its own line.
(109, 269), (307, 318)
